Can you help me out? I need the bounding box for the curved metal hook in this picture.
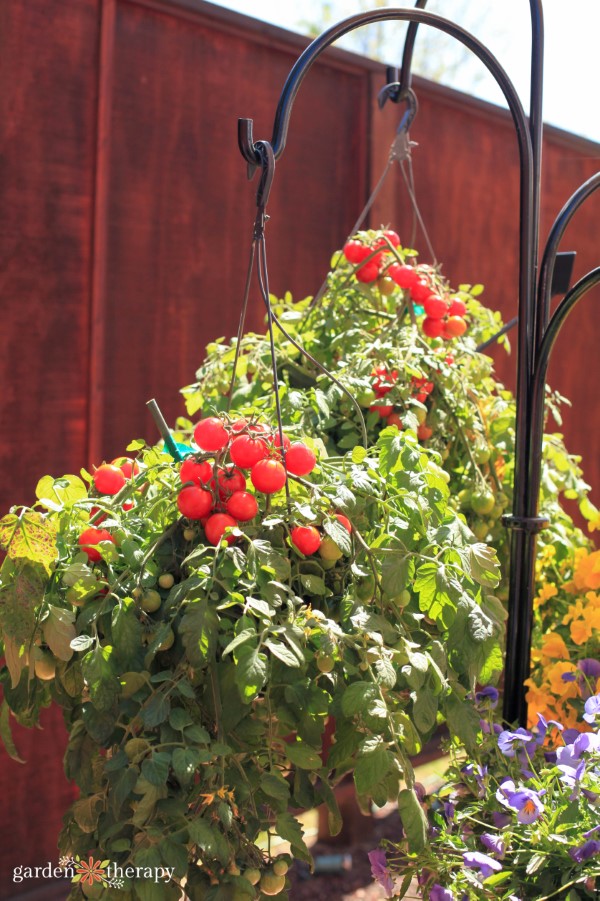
[377,84,419,133]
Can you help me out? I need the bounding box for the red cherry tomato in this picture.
[89,505,107,524]
[383,229,401,247]
[355,261,380,283]
[229,434,268,469]
[213,465,246,498]
[422,317,445,338]
[343,240,370,264]
[417,423,434,441]
[93,464,126,496]
[177,486,213,520]
[285,442,317,476]
[231,418,248,433]
[112,457,140,479]
[335,514,352,533]
[78,527,116,563]
[443,316,468,338]
[448,298,467,317]
[204,513,237,546]
[387,412,403,430]
[373,404,394,417]
[272,432,291,454]
[290,525,322,555]
[179,458,213,486]
[423,295,448,319]
[193,417,230,452]
[251,459,287,494]
[411,278,433,303]
[388,263,419,290]
[226,491,258,522]
[122,500,134,512]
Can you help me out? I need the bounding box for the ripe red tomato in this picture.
[443,316,468,338]
[213,465,246,498]
[285,442,316,476]
[226,491,259,521]
[180,458,213,486]
[231,418,248,433]
[422,316,445,338]
[204,513,237,546]
[229,434,268,469]
[122,500,134,512]
[112,457,140,479]
[335,513,352,533]
[177,486,213,520]
[355,261,380,283]
[373,404,394,417]
[387,412,403,430]
[423,295,448,319]
[193,416,230,452]
[251,459,287,494]
[383,229,401,247]
[93,464,126,495]
[410,278,433,303]
[343,240,370,264]
[417,423,434,441]
[78,527,115,562]
[388,263,419,290]
[290,525,321,555]
[415,391,428,403]
[272,432,291,455]
[89,505,107,524]
[448,298,467,317]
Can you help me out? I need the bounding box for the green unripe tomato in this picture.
[259,872,286,896]
[272,859,289,876]
[357,388,377,408]
[33,648,56,681]
[183,527,195,542]
[243,868,261,886]
[458,488,472,509]
[473,443,491,464]
[471,489,495,515]
[157,627,175,652]
[318,536,343,562]
[316,654,335,674]
[471,518,489,540]
[158,573,175,589]
[356,573,376,602]
[140,589,161,613]
[389,588,411,608]
[415,407,427,425]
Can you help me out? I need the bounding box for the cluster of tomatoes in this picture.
[78,457,141,561]
[342,232,468,341]
[290,513,352,559]
[369,366,435,441]
[176,416,317,545]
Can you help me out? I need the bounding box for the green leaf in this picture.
[299,574,328,596]
[111,597,143,666]
[234,647,268,702]
[317,779,342,836]
[81,645,120,712]
[141,751,171,786]
[72,792,104,833]
[351,445,368,465]
[468,542,501,588]
[188,817,229,864]
[323,518,352,555]
[169,707,193,730]
[0,700,25,763]
[34,474,87,511]
[354,746,392,795]
[275,812,311,863]
[444,693,482,753]
[43,605,76,661]
[249,540,291,581]
[381,553,413,597]
[261,772,291,802]
[285,740,322,770]
[172,747,199,788]
[180,599,218,667]
[341,682,379,716]
[140,693,171,728]
[412,690,438,735]
[222,628,256,657]
[264,638,303,668]
[0,558,46,646]
[397,787,428,852]
[414,562,456,629]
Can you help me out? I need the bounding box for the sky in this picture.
[209,0,600,143]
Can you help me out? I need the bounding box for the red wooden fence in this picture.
[1,0,598,895]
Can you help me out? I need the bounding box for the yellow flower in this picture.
[570,618,592,645]
[534,583,558,611]
[541,631,570,661]
[587,508,600,533]
[574,549,600,591]
[546,661,579,697]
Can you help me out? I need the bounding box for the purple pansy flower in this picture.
[578,659,600,700]
[492,810,512,829]
[429,885,455,901]
[562,671,577,682]
[480,833,506,859]
[497,727,536,757]
[476,686,499,708]
[583,694,600,723]
[569,840,600,863]
[368,849,394,896]
[463,851,502,879]
[462,762,488,798]
[496,779,545,823]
